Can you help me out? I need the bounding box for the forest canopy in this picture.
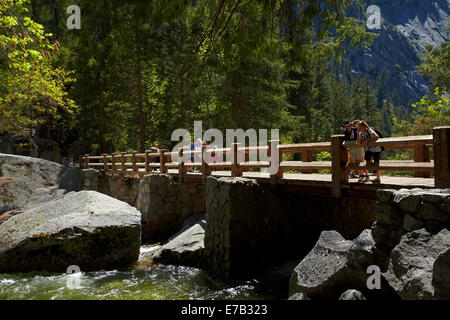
[0,0,448,157]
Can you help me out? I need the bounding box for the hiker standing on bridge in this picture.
[342,120,362,179]
[357,120,382,184]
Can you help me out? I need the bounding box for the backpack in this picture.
[372,128,385,151]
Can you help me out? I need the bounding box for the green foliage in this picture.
[4,0,414,156]
[395,88,450,136]
[0,0,76,136]
[417,40,450,92]
[316,151,331,161]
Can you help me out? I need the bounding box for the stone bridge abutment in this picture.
[81,169,376,278]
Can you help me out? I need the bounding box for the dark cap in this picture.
[343,120,351,127]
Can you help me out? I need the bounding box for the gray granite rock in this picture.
[383,228,450,300]
[419,202,448,223]
[0,153,79,210]
[402,214,424,233]
[288,293,310,300]
[339,289,366,300]
[289,229,375,299]
[376,189,395,203]
[152,214,205,268]
[376,203,402,226]
[0,190,141,273]
[23,187,68,211]
[432,248,450,299]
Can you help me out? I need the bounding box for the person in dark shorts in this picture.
[357,120,382,184]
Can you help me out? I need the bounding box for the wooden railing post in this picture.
[160,149,168,174]
[269,140,282,184]
[433,126,450,188]
[145,150,150,175]
[413,144,430,178]
[121,152,126,176]
[231,143,243,177]
[84,154,90,169]
[79,155,83,169]
[103,154,108,173]
[331,135,348,197]
[132,151,138,178]
[112,153,117,176]
[303,150,313,174]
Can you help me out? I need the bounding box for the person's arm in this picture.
[357,132,362,146]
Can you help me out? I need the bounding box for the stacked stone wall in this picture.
[205,176,377,279]
[80,169,100,191]
[80,169,139,205]
[137,174,206,242]
[372,188,450,268]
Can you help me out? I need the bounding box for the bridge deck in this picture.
[108,168,434,188]
[104,169,435,199]
[136,169,435,188]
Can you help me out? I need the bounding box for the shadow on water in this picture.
[0,263,283,300]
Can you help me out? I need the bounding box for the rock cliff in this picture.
[348,0,448,106]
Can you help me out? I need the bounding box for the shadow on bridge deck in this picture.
[156,169,435,199]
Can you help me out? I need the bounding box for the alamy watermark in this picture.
[366,5,381,30]
[65,4,381,31]
[366,265,381,290]
[66,5,81,30]
[170,121,280,174]
[66,265,82,289]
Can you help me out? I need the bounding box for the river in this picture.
[0,245,282,300]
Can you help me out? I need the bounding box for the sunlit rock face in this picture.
[0,191,141,273]
[0,153,79,222]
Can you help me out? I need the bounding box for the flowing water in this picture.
[0,246,281,300]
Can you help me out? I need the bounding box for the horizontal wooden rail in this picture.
[279,142,331,153]
[344,135,433,151]
[80,127,450,194]
[281,161,332,170]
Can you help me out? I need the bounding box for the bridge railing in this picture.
[80,126,450,196]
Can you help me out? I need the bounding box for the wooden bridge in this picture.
[80,126,450,198]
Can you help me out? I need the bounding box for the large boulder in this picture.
[383,228,450,300]
[0,191,141,273]
[288,229,376,299]
[152,214,205,268]
[0,153,79,210]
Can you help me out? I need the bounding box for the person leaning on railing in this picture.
[342,120,363,179]
[357,120,382,184]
